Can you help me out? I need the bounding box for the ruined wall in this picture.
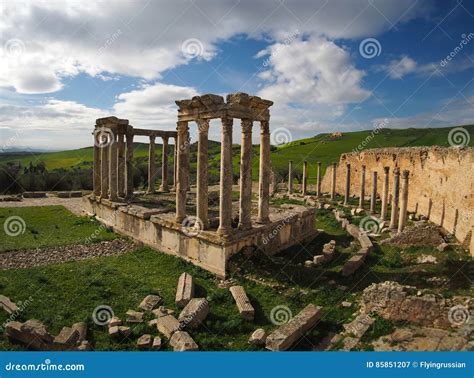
[320,147,474,254]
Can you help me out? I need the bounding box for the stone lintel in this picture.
[96,116,129,126]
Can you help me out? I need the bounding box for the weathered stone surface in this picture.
[170,331,199,351]
[152,336,162,350]
[139,295,162,311]
[54,327,80,346]
[313,255,325,265]
[249,328,267,346]
[416,254,438,264]
[0,295,19,315]
[152,306,175,318]
[22,319,54,343]
[343,314,375,339]
[109,316,122,327]
[175,272,195,308]
[108,326,120,337]
[358,234,373,252]
[381,224,445,248]
[266,304,322,351]
[342,254,365,276]
[137,334,153,349]
[156,315,181,338]
[77,340,91,351]
[341,301,352,308]
[178,298,209,329]
[5,320,53,350]
[118,326,131,337]
[71,322,87,343]
[229,286,255,321]
[126,310,144,323]
[437,242,449,252]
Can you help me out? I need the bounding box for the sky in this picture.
[0,0,473,150]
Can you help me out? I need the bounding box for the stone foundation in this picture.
[83,196,316,277]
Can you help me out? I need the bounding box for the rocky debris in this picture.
[0,194,22,202]
[139,295,162,311]
[118,326,131,337]
[53,327,80,348]
[109,316,122,327]
[437,242,449,252]
[77,340,91,351]
[137,334,153,349]
[217,278,238,289]
[313,240,337,266]
[361,281,472,329]
[0,239,134,270]
[342,254,365,277]
[326,313,375,351]
[170,331,199,351]
[72,322,87,343]
[126,310,144,323]
[152,336,162,350]
[372,326,469,351]
[323,204,332,210]
[380,224,445,248]
[153,306,175,318]
[108,326,120,337]
[416,254,438,264]
[249,328,267,346]
[178,298,209,329]
[341,301,352,308]
[304,260,314,267]
[229,286,255,321]
[175,272,195,308]
[156,315,181,339]
[0,295,19,315]
[266,304,322,351]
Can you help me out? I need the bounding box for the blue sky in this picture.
[0,0,473,149]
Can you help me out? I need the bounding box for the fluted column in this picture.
[302,160,308,195]
[125,132,134,199]
[398,170,410,233]
[196,120,209,229]
[389,168,400,229]
[93,129,101,197]
[176,122,189,222]
[117,133,125,198]
[218,117,234,235]
[159,136,169,192]
[257,120,270,224]
[238,119,253,230]
[359,165,366,209]
[330,163,337,200]
[173,136,178,191]
[147,136,156,194]
[370,171,377,214]
[100,130,109,199]
[108,129,118,201]
[381,167,390,220]
[316,161,321,197]
[344,163,351,205]
[288,160,293,194]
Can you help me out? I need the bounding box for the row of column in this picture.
[147,135,174,194]
[287,160,322,197]
[175,117,271,236]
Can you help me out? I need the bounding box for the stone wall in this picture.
[320,147,473,254]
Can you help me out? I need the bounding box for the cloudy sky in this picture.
[0,0,473,150]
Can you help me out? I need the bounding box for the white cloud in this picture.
[386,55,418,79]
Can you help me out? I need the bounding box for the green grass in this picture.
[0,206,117,252]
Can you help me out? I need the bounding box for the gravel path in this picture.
[0,197,86,216]
[0,239,136,270]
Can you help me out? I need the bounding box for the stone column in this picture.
[238,119,253,230]
[159,136,169,192]
[108,129,118,201]
[147,136,156,194]
[257,120,270,224]
[344,163,351,205]
[359,165,366,209]
[125,132,134,199]
[117,133,126,198]
[93,130,101,197]
[302,160,308,195]
[398,170,410,233]
[381,167,390,220]
[196,120,209,229]
[100,130,109,199]
[389,168,400,229]
[370,171,377,214]
[176,122,189,222]
[218,117,234,235]
[330,163,337,200]
[316,161,321,197]
[173,136,178,191]
[288,160,293,194]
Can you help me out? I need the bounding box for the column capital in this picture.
[241,119,253,134]
[383,166,390,174]
[196,119,210,134]
[402,169,409,178]
[260,120,270,134]
[162,136,169,144]
[393,167,400,175]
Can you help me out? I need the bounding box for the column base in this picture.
[256,217,270,224]
[159,186,169,192]
[217,226,232,237]
[237,223,252,231]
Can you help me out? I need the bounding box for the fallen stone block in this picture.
[178,298,209,329]
[156,314,181,338]
[5,320,53,350]
[0,295,19,315]
[152,306,175,318]
[118,326,131,337]
[175,272,195,308]
[152,336,162,350]
[358,234,373,252]
[313,255,326,265]
[170,331,199,351]
[342,254,366,277]
[266,304,323,351]
[139,295,162,311]
[108,326,120,337]
[21,319,54,343]
[346,224,361,239]
[229,286,255,321]
[77,340,91,351]
[22,191,46,198]
[249,328,267,346]
[137,334,152,349]
[304,260,314,267]
[53,327,80,347]
[126,310,144,323]
[72,322,87,343]
[109,316,122,327]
